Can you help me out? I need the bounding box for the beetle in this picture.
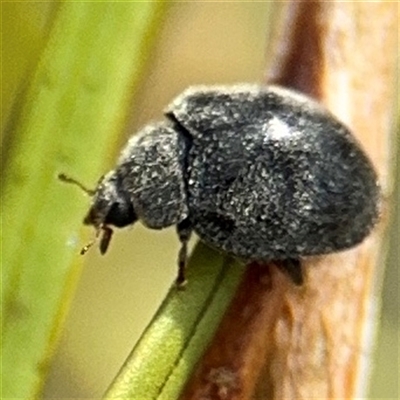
[60,84,380,285]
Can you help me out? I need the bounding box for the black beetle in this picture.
[60,85,380,285]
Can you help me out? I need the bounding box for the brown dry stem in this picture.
[179,1,397,399]
[179,263,289,400]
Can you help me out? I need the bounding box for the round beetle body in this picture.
[80,85,380,284]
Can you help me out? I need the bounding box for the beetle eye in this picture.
[83,207,97,226]
[105,201,137,228]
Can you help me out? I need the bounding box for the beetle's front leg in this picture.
[176,218,193,287]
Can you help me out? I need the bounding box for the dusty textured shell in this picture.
[167,85,380,260]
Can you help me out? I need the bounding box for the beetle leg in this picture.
[176,218,193,287]
[275,258,304,285]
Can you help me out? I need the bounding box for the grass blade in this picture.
[1,3,167,398]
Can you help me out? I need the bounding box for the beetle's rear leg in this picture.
[176,218,193,287]
[275,258,304,285]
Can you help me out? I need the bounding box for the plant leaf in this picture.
[1,2,167,398]
[105,243,245,399]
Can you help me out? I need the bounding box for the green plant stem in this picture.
[105,244,245,399]
[1,3,166,398]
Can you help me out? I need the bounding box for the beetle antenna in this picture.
[80,227,101,255]
[58,173,95,196]
[80,239,96,255]
[80,226,113,255]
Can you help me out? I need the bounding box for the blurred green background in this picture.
[2,2,398,398]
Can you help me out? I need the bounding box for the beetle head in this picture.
[59,172,137,254]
